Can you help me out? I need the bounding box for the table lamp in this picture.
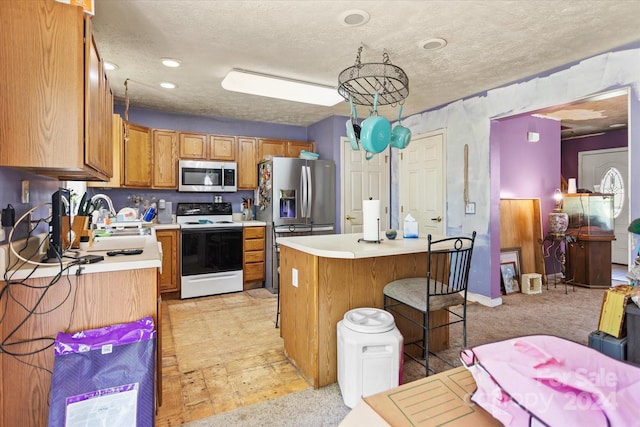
[548,188,568,238]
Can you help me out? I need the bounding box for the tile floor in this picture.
[156,289,310,426]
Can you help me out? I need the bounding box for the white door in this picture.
[340,137,390,233]
[399,131,446,236]
[579,147,628,264]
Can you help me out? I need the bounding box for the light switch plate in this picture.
[292,268,298,287]
[465,202,476,214]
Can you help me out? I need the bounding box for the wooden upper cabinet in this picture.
[258,139,287,161]
[87,113,123,188]
[0,1,113,181]
[209,135,236,161]
[286,140,315,158]
[179,132,207,159]
[258,138,315,161]
[238,137,258,189]
[124,123,152,187]
[153,130,178,188]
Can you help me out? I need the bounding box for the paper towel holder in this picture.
[358,218,382,244]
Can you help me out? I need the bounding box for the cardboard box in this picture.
[340,366,501,427]
[598,285,640,338]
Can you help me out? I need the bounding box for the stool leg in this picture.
[275,281,280,328]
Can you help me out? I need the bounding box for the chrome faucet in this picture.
[90,194,117,217]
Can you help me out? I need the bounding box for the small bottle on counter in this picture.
[79,235,90,251]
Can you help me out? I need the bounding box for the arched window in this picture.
[600,167,624,218]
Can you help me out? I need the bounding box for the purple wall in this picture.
[308,115,349,232]
[561,128,628,181]
[493,114,562,286]
[0,168,61,241]
[116,106,308,140]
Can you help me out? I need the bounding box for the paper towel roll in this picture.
[362,199,380,241]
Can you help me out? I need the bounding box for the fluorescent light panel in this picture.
[221,70,343,106]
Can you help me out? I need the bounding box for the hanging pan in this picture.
[360,92,391,155]
[390,105,412,149]
[346,96,360,151]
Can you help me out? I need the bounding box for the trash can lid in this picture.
[343,308,396,333]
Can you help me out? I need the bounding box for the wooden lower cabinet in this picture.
[566,236,614,287]
[0,268,158,427]
[157,229,180,294]
[243,226,265,289]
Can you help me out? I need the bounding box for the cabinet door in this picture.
[123,123,152,187]
[179,132,207,159]
[286,140,315,158]
[88,113,122,188]
[157,230,179,293]
[258,138,286,161]
[238,137,258,189]
[209,135,236,160]
[153,130,178,188]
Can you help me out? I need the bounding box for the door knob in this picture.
[346,215,356,220]
[431,216,442,222]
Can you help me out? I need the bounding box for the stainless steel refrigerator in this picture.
[256,157,336,291]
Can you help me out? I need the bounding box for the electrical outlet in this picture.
[292,268,298,287]
[21,180,29,204]
[465,202,476,215]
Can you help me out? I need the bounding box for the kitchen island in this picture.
[0,233,162,427]
[277,233,448,387]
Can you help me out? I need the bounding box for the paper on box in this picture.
[403,214,418,238]
[340,366,501,427]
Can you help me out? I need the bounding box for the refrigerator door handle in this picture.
[305,166,312,219]
[301,165,308,217]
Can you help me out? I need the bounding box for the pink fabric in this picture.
[461,335,640,426]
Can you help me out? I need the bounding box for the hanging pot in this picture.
[390,105,412,149]
[346,96,360,151]
[360,92,391,155]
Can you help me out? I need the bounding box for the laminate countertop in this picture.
[1,232,162,281]
[277,233,447,259]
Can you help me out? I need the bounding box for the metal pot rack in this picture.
[338,46,409,106]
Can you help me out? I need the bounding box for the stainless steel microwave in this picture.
[178,160,237,192]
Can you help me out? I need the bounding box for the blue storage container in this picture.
[588,330,627,361]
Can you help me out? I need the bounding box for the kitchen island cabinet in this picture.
[0,237,162,427]
[278,233,449,387]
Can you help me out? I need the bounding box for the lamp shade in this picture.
[629,218,640,234]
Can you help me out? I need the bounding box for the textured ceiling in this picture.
[92,0,640,129]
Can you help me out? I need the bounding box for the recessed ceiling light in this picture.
[339,9,370,27]
[419,38,447,51]
[104,61,118,71]
[161,58,182,68]
[160,82,176,89]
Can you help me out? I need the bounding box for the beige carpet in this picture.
[183,284,609,426]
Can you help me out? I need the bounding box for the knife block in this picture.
[69,215,90,248]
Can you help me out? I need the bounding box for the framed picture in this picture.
[500,247,522,283]
[501,262,520,294]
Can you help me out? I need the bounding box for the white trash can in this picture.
[337,307,403,408]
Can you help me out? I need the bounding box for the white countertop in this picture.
[277,233,447,259]
[1,232,162,281]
